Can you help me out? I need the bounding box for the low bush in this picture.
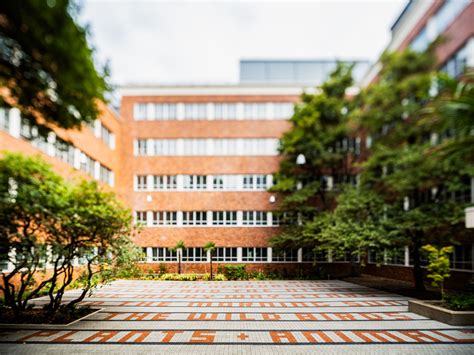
[223,264,248,280]
[159,273,198,281]
[443,292,474,311]
[213,273,226,281]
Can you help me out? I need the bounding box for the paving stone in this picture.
[1,280,473,354]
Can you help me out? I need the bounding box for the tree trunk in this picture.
[412,234,425,291]
[178,255,181,274]
[349,253,359,277]
[210,259,213,280]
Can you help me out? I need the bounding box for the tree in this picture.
[270,63,359,253]
[0,153,134,318]
[358,47,471,290]
[305,186,392,274]
[169,240,185,274]
[0,0,109,134]
[203,241,216,280]
[427,74,474,164]
[0,153,65,316]
[45,179,135,313]
[422,244,453,299]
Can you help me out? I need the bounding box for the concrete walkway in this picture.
[1,280,473,354]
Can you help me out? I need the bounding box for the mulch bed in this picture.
[0,306,95,325]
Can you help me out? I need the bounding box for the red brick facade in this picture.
[1,1,472,281]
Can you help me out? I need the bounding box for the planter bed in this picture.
[0,307,101,327]
[409,300,474,326]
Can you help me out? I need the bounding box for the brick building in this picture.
[119,84,302,271]
[1,0,473,279]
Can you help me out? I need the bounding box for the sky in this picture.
[79,0,408,85]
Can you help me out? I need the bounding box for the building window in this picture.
[385,248,406,266]
[182,247,206,262]
[182,211,207,226]
[243,103,266,119]
[19,118,33,140]
[242,211,267,226]
[79,152,95,176]
[213,176,224,189]
[134,103,147,120]
[302,248,328,262]
[183,175,207,190]
[136,140,148,155]
[0,108,9,132]
[184,103,207,120]
[272,249,298,262]
[273,102,294,119]
[214,247,238,262]
[99,123,114,149]
[183,139,207,155]
[451,244,473,271]
[212,211,237,226]
[434,0,470,36]
[136,211,147,225]
[54,138,75,166]
[242,247,268,262]
[151,211,178,226]
[333,251,358,262]
[136,139,279,156]
[272,213,281,226]
[151,247,178,262]
[154,139,177,155]
[99,164,112,185]
[136,175,148,191]
[214,103,237,120]
[368,250,381,264]
[243,175,254,189]
[441,37,474,78]
[152,175,177,190]
[154,103,177,120]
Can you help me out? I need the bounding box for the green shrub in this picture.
[253,271,267,280]
[443,292,474,311]
[422,245,453,298]
[223,264,248,280]
[159,263,167,275]
[213,274,226,281]
[159,273,198,281]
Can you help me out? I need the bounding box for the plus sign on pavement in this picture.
[237,333,249,341]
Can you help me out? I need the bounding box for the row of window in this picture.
[135,174,272,191]
[135,138,279,156]
[134,102,294,121]
[139,245,474,270]
[2,245,470,270]
[0,108,114,186]
[411,0,470,52]
[440,37,474,78]
[89,120,115,149]
[135,211,282,227]
[368,244,473,271]
[143,247,293,262]
[142,247,358,263]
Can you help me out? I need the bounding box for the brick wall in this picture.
[120,92,300,249]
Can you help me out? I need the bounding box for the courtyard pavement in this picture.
[0,279,473,354]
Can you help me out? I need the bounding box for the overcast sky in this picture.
[80,0,408,85]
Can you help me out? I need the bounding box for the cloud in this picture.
[80,0,407,85]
